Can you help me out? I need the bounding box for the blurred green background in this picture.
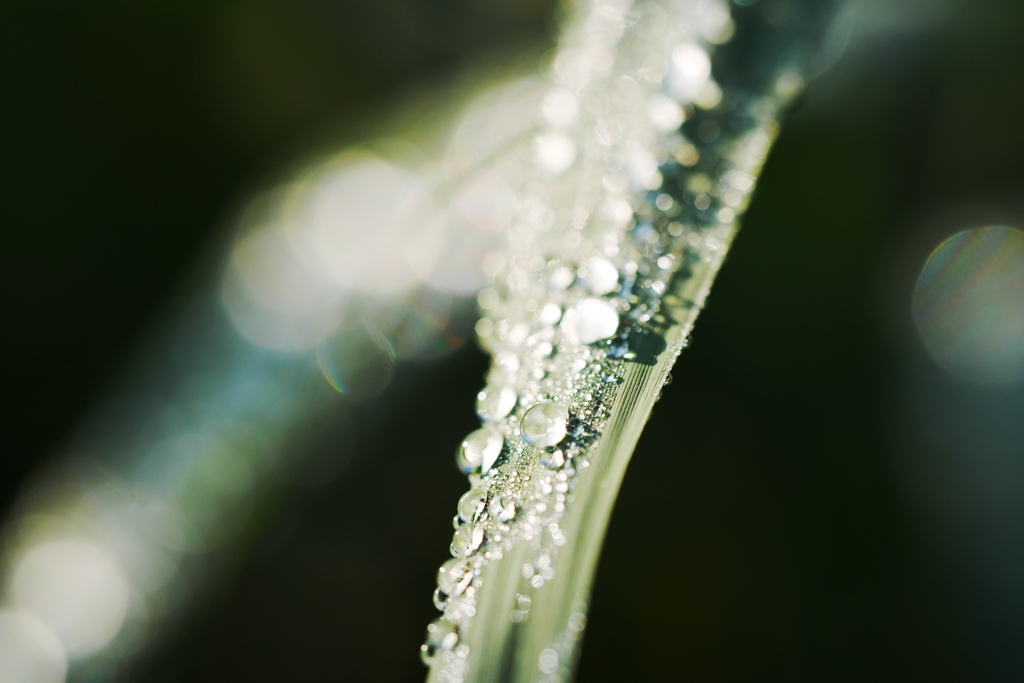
[3,1,1024,681]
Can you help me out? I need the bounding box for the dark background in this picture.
[3,1,1024,681]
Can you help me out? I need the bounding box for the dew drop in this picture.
[451,522,485,557]
[476,385,517,422]
[437,557,474,597]
[548,264,575,290]
[457,426,504,474]
[520,403,569,447]
[494,349,520,374]
[421,618,459,664]
[562,298,620,345]
[432,588,448,611]
[536,302,563,326]
[540,448,566,469]
[648,93,684,131]
[488,495,517,522]
[582,258,620,295]
[458,489,488,523]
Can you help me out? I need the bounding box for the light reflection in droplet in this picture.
[913,226,1024,385]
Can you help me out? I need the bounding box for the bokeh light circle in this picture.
[913,226,1024,384]
[9,539,130,657]
[0,611,67,683]
[316,318,396,400]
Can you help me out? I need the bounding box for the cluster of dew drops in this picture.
[418,187,704,667]
[416,0,796,671]
[419,255,646,668]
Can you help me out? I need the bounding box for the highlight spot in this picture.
[913,226,1024,384]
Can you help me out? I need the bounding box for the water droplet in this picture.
[568,415,589,438]
[432,588,448,611]
[476,385,517,422]
[488,496,517,522]
[421,618,459,664]
[581,258,620,295]
[540,448,566,469]
[548,264,575,290]
[494,349,520,374]
[437,557,474,597]
[533,341,554,358]
[536,302,563,326]
[648,93,684,131]
[458,489,488,523]
[457,427,504,474]
[670,43,712,101]
[521,403,568,447]
[562,298,619,345]
[451,522,484,557]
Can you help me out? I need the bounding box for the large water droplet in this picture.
[476,385,517,422]
[458,489,488,523]
[437,557,474,597]
[421,618,459,664]
[457,427,504,474]
[520,403,568,447]
[581,258,620,295]
[451,522,484,557]
[562,298,619,345]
